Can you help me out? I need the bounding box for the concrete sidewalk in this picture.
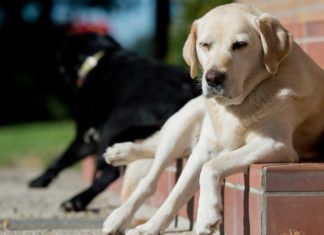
[0,168,194,235]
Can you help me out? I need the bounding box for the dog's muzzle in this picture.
[204,70,227,97]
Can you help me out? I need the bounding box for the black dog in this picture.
[29,33,199,212]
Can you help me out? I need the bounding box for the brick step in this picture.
[224,163,324,235]
[82,157,324,234]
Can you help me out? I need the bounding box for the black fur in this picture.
[28,33,199,211]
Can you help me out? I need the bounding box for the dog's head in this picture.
[183,3,293,105]
[58,32,120,89]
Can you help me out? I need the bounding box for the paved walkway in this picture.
[0,168,194,235]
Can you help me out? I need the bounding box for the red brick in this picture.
[81,155,96,183]
[224,183,262,235]
[235,188,245,235]
[264,164,324,192]
[227,164,273,190]
[237,0,324,24]
[226,173,245,186]
[284,23,305,39]
[224,186,245,235]
[266,195,324,235]
[224,163,324,234]
[306,21,324,37]
[307,42,324,68]
[153,170,173,207]
[109,176,123,193]
[224,186,236,235]
[249,164,264,190]
[298,43,308,53]
[249,192,261,235]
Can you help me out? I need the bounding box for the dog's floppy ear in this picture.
[183,21,199,79]
[256,14,293,74]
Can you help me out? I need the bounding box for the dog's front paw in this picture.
[104,142,136,166]
[102,207,132,234]
[29,172,55,188]
[196,208,222,235]
[61,197,87,212]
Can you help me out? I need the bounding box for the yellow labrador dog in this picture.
[102,3,324,235]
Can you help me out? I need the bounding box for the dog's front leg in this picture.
[29,138,95,188]
[126,114,215,235]
[104,131,160,166]
[196,138,298,235]
[102,96,206,234]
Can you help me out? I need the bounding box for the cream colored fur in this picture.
[102,3,324,235]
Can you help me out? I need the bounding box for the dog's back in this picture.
[59,33,199,135]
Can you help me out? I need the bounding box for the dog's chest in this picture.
[207,100,247,150]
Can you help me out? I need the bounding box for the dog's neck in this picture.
[213,66,270,107]
[208,67,289,128]
[77,50,105,88]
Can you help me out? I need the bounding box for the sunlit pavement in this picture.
[0,168,194,235]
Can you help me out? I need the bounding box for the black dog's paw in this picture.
[28,173,54,188]
[61,198,87,212]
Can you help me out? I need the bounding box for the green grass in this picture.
[0,120,75,168]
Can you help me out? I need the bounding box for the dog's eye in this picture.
[199,42,211,50]
[232,41,248,50]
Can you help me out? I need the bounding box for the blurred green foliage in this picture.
[0,121,74,167]
[167,0,232,68]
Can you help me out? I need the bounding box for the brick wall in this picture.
[237,0,324,68]
[225,164,324,235]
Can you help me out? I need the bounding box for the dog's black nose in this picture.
[205,70,226,87]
